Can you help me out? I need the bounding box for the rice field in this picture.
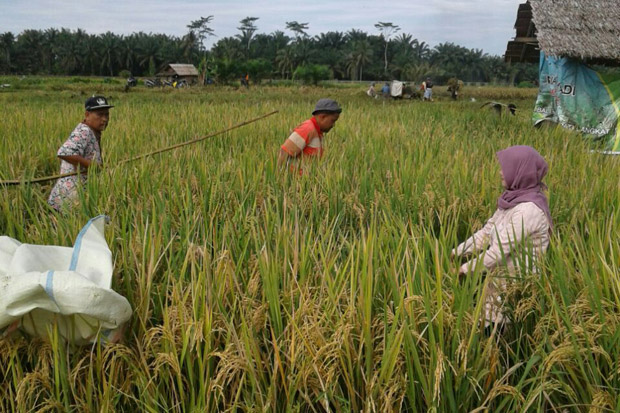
[1,81,619,412]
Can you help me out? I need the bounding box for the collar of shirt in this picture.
[310,117,323,138]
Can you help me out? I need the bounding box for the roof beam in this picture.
[513,37,538,43]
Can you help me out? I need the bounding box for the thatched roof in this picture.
[157,63,199,77]
[530,0,620,63]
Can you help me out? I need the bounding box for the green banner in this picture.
[533,52,620,152]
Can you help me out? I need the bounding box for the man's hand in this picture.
[58,155,99,171]
[277,148,290,167]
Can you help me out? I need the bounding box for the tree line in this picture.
[0,17,537,85]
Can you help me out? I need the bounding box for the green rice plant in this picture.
[0,80,618,412]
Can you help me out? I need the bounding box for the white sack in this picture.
[391,81,403,97]
[0,215,132,344]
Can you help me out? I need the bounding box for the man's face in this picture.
[84,108,110,133]
[315,112,340,133]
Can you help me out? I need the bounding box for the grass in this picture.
[0,81,618,412]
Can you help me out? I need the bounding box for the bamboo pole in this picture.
[0,110,278,186]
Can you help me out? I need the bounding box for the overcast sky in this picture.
[0,0,523,56]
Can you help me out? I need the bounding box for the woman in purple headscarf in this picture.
[452,145,552,327]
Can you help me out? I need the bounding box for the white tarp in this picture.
[391,81,403,97]
[0,215,132,344]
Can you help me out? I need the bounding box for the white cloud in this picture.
[0,0,523,55]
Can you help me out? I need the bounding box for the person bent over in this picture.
[422,77,433,101]
[452,145,552,329]
[278,98,342,174]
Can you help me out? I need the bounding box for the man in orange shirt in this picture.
[278,98,342,172]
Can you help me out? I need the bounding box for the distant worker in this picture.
[124,74,137,92]
[381,82,390,98]
[452,145,552,329]
[422,77,434,101]
[447,78,461,101]
[48,96,113,211]
[278,98,342,174]
[481,101,517,117]
[367,82,377,98]
[240,74,249,88]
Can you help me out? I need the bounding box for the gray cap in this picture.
[312,98,342,115]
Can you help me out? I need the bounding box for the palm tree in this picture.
[402,62,439,82]
[0,32,15,73]
[212,37,243,61]
[157,34,183,65]
[315,31,345,49]
[82,34,100,75]
[391,33,416,76]
[180,31,199,62]
[270,30,290,51]
[56,29,83,74]
[394,33,415,52]
[41,28,59,73]
[267,31,290,70]
[236,17,259,58]
[99,32,122,76]
[431,42,466,78]
[374,22,400,75]
[467,48,488,81]
[292,37,315,67]
[346,39,372,80]
[135,33,162,76]
[345,29,368,44]
[276,47,295,78]
[313,31,346,79]
[187,16,215,55]
[17,30,45,74]
[481,56,508,83]
[285,21,309,39]
[119,34,139,75]
[413,40,431,62]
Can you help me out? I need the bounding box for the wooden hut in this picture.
[156,64,199,84]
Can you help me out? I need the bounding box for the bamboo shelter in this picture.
[530,0,620,65]
[156,63,200,84]
[504,0,620,65]
[504,1,538,64]
[505,1,620,152]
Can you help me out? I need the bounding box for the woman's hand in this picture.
[456,265,468,283]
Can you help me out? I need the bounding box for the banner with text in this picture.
[533,52,620,152]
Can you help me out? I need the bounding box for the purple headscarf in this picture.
[496,145,552,228]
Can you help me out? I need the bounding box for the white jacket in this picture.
[453,202,550,274]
